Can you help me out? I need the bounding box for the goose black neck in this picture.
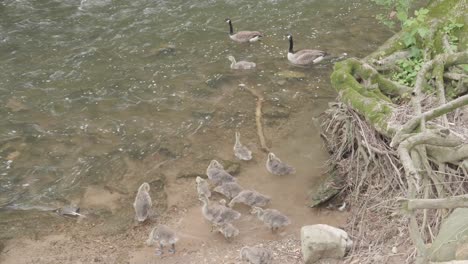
[288,37,294,53]
[228,20,234,35]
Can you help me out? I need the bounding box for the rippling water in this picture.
[0,0,390,216]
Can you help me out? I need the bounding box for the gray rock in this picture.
[301,224,352,264]
[429,208,468,261]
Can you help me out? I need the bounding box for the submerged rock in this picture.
[275,70,306,80]
[308,169,345,208]
[301,224,352,264]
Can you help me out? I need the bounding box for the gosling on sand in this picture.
[206,160,236,186]
[229,190,271,208]
[133,182,152,222]
[240,245,273,264]
[266,152,295,176]
[196,176,211,198]
[251,206,291,233]
[146,224,179,255]
[233,131,253,160]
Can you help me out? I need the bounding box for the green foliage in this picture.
[392,57,423,86]
[372,0,411,28]
[442,20,464,52]
[400,8,430,57]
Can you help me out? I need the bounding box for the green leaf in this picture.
[397,11,408,22]
[417,27,429,38]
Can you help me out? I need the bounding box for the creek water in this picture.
[0,0,392,260]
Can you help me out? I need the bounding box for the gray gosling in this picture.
[228,56,256,70]
[206,160,236,186]
[266,152,295,176]
[233,131,253,160]
[133,182,152,222]
[229,190,271,208]
[240,246,274,264]
[217,223,240,242]
[199,194,241,229]
[196,176,211,198]
[214,181,243,199]
[286,33,327,66]
[225,18,263,43]
[146,224,179,255]
[251,206,291,233]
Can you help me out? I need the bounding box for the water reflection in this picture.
[0,0,390,218]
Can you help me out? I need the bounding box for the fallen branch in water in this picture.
[242,84,270,153]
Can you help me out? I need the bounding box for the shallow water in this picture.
[0,0,391,244]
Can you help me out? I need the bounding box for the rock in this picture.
[308,169,345,207]
[275,70,306,80]
[429,208,468,261]
[301,224,352,264]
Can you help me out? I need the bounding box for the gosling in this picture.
[266,152,295,176]
[227,56,256,70]
[217,223,239,242]
[196,176,211,198]
[251,206,290,232]
[206,160,236,186]
[240,246,273,264]
[229,190,271,208]
[146,224,179,255]
[233,131,253,160]
[199,194,241,228]
[214,181,243,199]
[133,182,152,222]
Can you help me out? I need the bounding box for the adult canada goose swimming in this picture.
[227,56,256,70]
[225,18,263,43]
[286,33,327,66]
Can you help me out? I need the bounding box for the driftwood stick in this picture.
[399,194,468,210]
[242,85,270,153]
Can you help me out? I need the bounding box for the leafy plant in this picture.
[400,8,430,57]
[372,0,412,28]
[392,57,423,86]
[442,20,464,51]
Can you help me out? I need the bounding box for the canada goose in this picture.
[146,224,179,255]
[286,34,326,66]
[196,176,211,198]
[214,181,243,199]
[133,182,152,222]
[217,223,240,241]
[206,160,236,185]
[266,152,295,176]
[228,190,271,208]
[251,206,290,232]
[225,18,263,43]
[199,194,241,227]
[233,131,253,160]
[240,246,273,264]
[227,56,256,70]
